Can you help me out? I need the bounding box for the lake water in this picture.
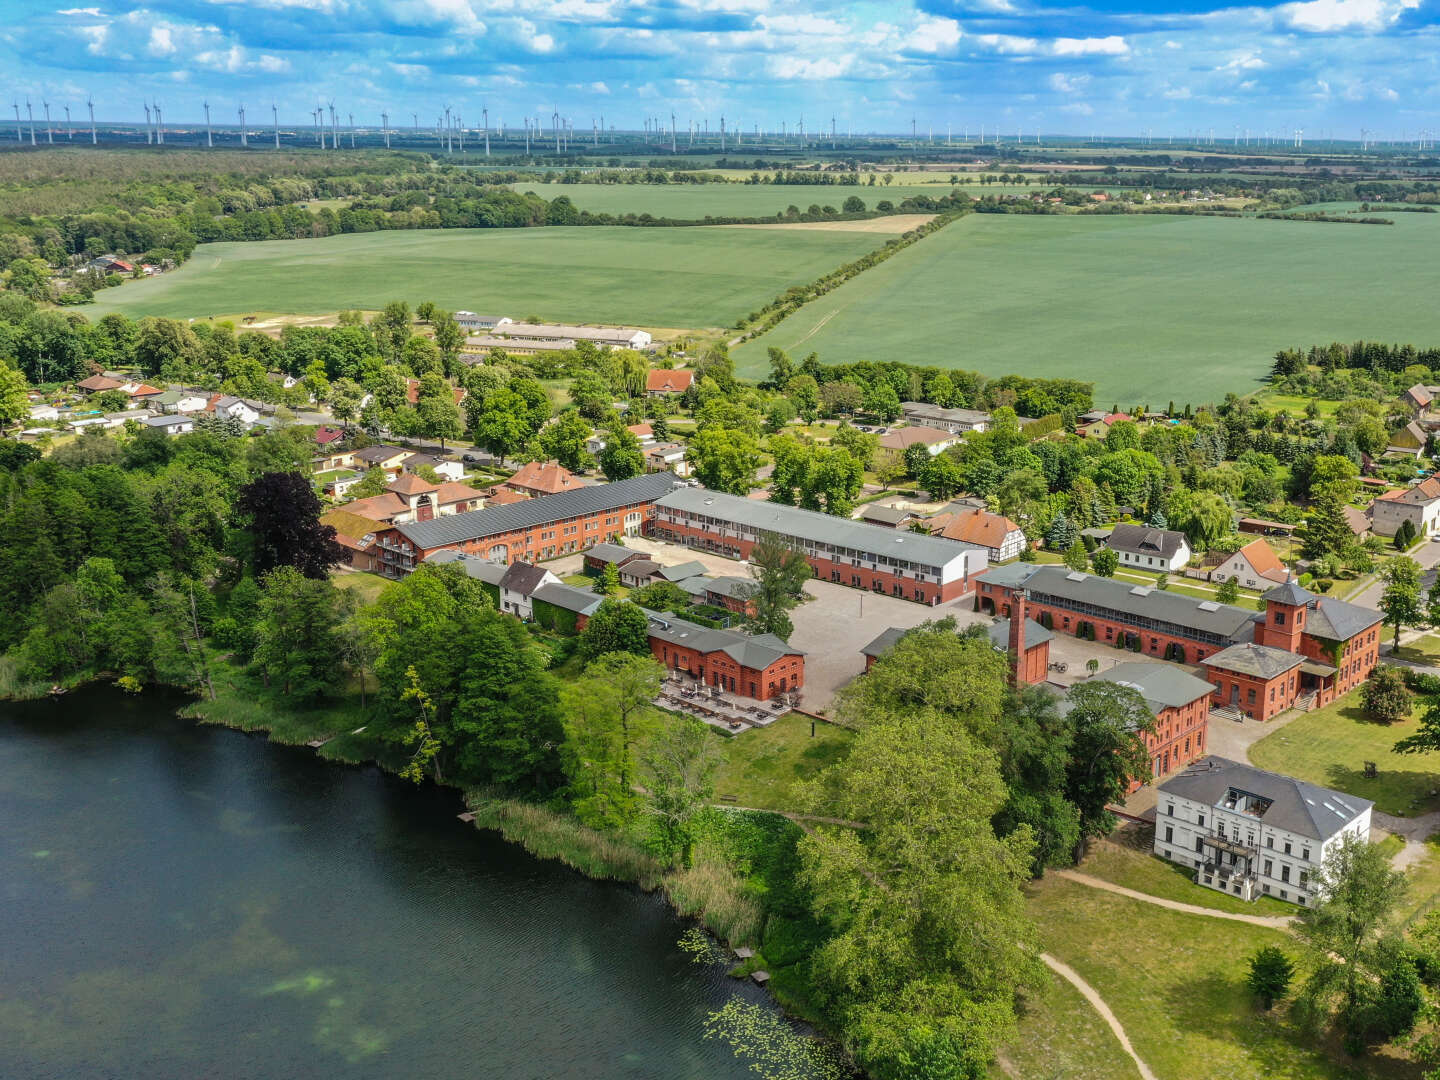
[0,688,791,1079]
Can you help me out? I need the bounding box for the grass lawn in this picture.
[1394,634,1440,666]
[710,713,853,812]
[1078,835,1294,916]
[85,226,888,329]
[1110,568,1265,610]
[995,970,1141,1080]
[1249,693,1440,817]
[1397,833,1440,927]
[1028,877,1415,1080]
[332,571,392,606]
[733,210,1440,408]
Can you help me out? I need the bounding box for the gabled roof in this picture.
[425,549,508,585]
[1378,475,1440,505]
[646,369,693,393]
[1202,642,1305,679]
[621,559,662,580]
[936,506,1021,550]
[388,473,439,496]
[354,444,410,465]
[987,617,1053,651]
[860,626,911,659]
[1106,523,1188,560]
[585,542,643,566]
[1231,539,1287,582]
[531,581,604,617]
[507,459,577,495]
[1092,661,1216,711]
[499,561,553,597]
[1157,755,1372,841]
[314,425,346,445]
[1405,383,1433,408]
[397,472,683,550]
[321,509,382,549]
[703,576,755,600]
[656,560,708,582]
[859,504,915,526]
[878,426,954,449]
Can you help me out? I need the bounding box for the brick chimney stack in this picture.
[1008,589,1027,686]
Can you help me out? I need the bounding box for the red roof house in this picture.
[646,369,694,396]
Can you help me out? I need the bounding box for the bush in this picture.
[1362,666,1412,724]
[1247,945,1294,1009]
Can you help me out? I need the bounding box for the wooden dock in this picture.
[457,812,476,823]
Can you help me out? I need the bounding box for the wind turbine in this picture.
[64,104,71,140]
[272,103,279,149]
[382,110,390,149]
[349,112,355,149]
[720,114,725,152]
[143,101,152,144]
[154,100,163,144]
[483,107,489,156]
[24,99,35,145]
[444,105,452,152]
[329,101,337,149]
[553,109,560,153]
[671,111,676,154]
[11,102,20,144]
[204,101,212,147]
[42,100,52,144]
[238,103,247,147]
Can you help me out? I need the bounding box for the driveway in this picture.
[1347,538,1440,611]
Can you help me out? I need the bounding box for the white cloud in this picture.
[147,26,175,56]
[1164,40,1182,49]
[589,80,609,94]
[1219,51,1266,72]
[972,32,1038,54]
[907,15,962,54]
[1162,85,1192,99]
[754,13,848,36]
[531,31,554,50]
[1052,36,1128,56]
[1049,72,1090,93]
[1061,102,1093,114]
[1277,0,1420,33]
[56,6,103,14]
[768,55,853,80]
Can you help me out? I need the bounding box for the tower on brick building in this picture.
[1254,574,1311,653]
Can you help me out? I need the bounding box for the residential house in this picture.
[1403,384,1437,417]
[1105,524,1192,573]
[874,426,959,469]
[266,372,299,390]
[1077,412,1136,439]
[148,390,210,415]
[213,396,261,425]
[928,506,1027,563]
[141,414,197,437]
[1207,539,1288,590]
[76,375,124,394]
[857,504,917,529]
[900,401,991,434]
[314,447,359,472]
[314,426,346,448]
[322,510,384,572]
[499,561,561,620]
[85,254,133,274]
[618,559,663,588]
[582,542,647,575]
[1371,475,1440,538]
[370,472,683,575]
[977,566,1381,720]
[652,486,988,605]
[645,443,690,477]
[401,453,466,482]
[339,474,487,527]
[627,423,656,444]
[646,369,694,396]
[321,472,366,499]
[352,445,412,479]
[1153,756,1372,905]
[506,460,579,498]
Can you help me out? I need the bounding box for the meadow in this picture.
[84,225,888,329]
[504,181,1058,218]
[732,208,1440,408]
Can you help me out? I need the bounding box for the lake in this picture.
[0,688,796,1079]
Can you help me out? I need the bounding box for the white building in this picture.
[900,401,991,434]
[454,312,513,332]
[1105,523,1191,573]
[1371,476,1440,538]
[213,396,262,425]
[1154,756,1372,906]
[142,414,197,437]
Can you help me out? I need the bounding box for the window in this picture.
[1197,814,1205,827]
[1247,688,1256,704]
[1281,865,1291,883]
[1302,847,1310,861]
[1284,841,1291,855]
[1166,804,1174,817]
[1264,859,1273,876]
[1195,837,1204,853]
[1164,826,1173,843]
[1299,870,1308,889]
[1275,611,1286,625]
[1266,836,1273,849]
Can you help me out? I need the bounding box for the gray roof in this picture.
[1202,642,1305,679]
[1307,596,1382,641]
[987,617,1054,651]
[355,444,408,464]
[142,414,193,428]
[423,549,507,585]
[656,487,976,571]
[1091,661,1216,711]
[500,561,552,597]
[858,504,915,525]
[657,560,709,582]
[1106,523,1188,560]
[860,626,911,659]
[702,576,755,600]
[584,542,642,566]
[1157,755,1372,841]
[1261,578,1314,606]
[979,564,1256,645]
[643,610,802,670]
[531,581,604,617]
[621,559,663,580]
[678,576,713,598]
[396,472,683,550]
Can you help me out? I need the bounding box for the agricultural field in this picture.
[505,181,1063,218]
[84,225,888,328]
[733,208,1440,408]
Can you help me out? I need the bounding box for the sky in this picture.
[2,0,1437,138]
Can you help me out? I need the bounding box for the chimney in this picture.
[1008,589,1027,686]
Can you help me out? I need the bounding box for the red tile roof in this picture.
[405,378,467,406]
[77,375,123,392]
[314,425,345,446]
[1233,539,1287,581]
[506,460,578,495]
[646,369,693,394]
[936,507,1020,550]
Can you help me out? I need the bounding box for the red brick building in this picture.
[371,472,681,576]
[1086,661,1215,785]
[978,564,1382,722]
[652,487,987,605]
[858,608,1052,685]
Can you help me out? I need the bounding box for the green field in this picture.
[733,209,1440,407]
[85,226,887,328]
[505,182,1056,218]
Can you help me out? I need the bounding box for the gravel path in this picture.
[1053,869,1295,929]
[1040,952,1157,1080]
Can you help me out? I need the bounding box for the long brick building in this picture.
[370,472,683,575]
[978,564,1381,721]
[651,487,988,605]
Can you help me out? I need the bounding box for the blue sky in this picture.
[2,0,1436,136]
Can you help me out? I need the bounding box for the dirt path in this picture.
[1054,869,1295,929]
[1040,953,1157,1080]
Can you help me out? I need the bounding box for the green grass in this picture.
[1393,634,1440,666]
[733,210,1440,408]
[996,971,1142,1080]
[332,571,392,606]
[1110,568,1266,610]
[84,226,888,329]
[711,713,854,812]
[1396,833,1440,927]
[1249,693,1440,817]
[1078,836,1294,916]
[1029,877,1413,1080]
